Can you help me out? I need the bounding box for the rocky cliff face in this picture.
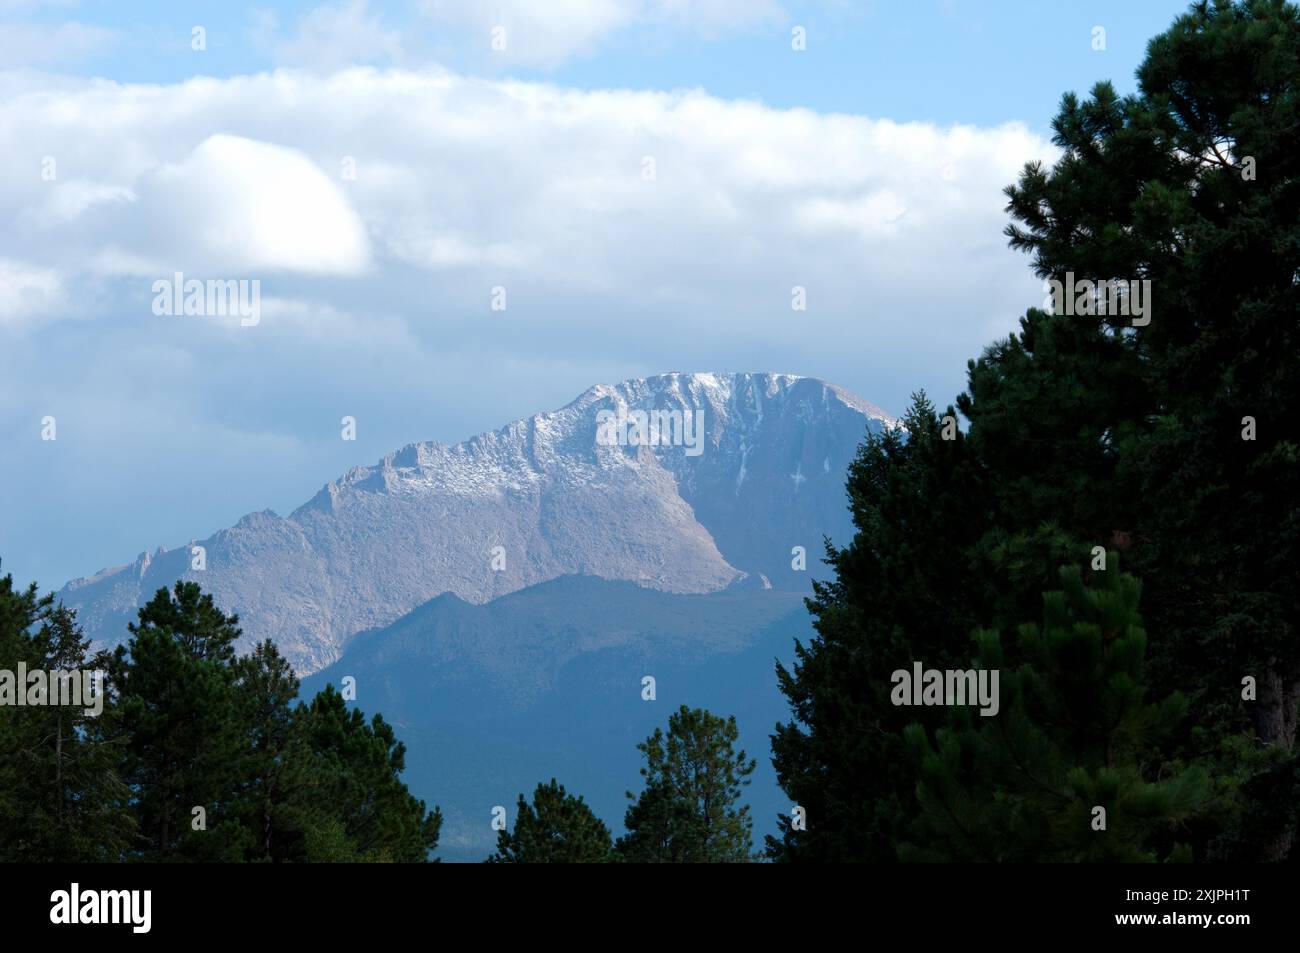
[56,372,894,674]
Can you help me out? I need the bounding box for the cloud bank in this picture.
[0,65,1055,587]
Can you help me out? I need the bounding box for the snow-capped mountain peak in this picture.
[57,372,893,674]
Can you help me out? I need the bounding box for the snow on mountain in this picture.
[56,372,895,675]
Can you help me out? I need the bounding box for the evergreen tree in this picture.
[770,0,1300,862]
[1,569,443,862]
[487,778,614,863]
[296,684,442,862]
[999,0,1300,856]
[0,572,53,858]
[903,558,1208,861]
[229,639,309,861]
[108,582,251,861]
[769,393,996,861]
[0,575,133,861]
[618,705,756,862]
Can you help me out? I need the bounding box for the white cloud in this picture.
[0,20,115,67]
[795,190,910,238]
[0,65,1056,590]
[0,66,1051,334]
[90,133,371,277]
[254,0,405,71]
[0,258,61,322]
[33,179,134,224]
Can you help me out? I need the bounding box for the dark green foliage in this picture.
[1001,0,1300,857]
[293,684,442,862]
[0,574,134,861]
[0,573,440,862]
[109,583,251,860]
[769,393,994,862]
[771,0,1300,862]
[229,639,314,862]
[618,705,756,863]
[904,559,1208,862]
[487,778,614,863]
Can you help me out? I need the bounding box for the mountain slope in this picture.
[57,372,893,674]
[300,574,814,861]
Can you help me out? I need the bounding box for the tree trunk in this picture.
[55,711,64,820]
[1255,662,1297,861]
[1256,663,1297,750]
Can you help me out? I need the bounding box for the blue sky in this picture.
[1,0,1194,589]
[12,1,1185,126]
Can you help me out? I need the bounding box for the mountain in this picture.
[56,372,894,675]
[300,574,814,861]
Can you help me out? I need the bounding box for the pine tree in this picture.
[769,393,996,861]
[296,684,442,862]
[0,575,133,861]
[108,582,251,860]
[618,705,756,862]
[110,584,442,862]
[0,572,54,858]
[999,0,1300,857]
[487,779,614,863]
[771,0,1300,862]
[230,639,306,861]
[903,557,1208,861]
[1,569,444,862]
